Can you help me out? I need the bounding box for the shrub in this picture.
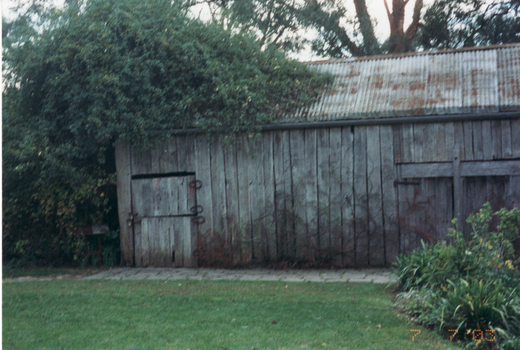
[394,203,520,349]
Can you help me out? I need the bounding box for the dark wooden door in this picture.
[396,177,454,255]
[131,175,196,267]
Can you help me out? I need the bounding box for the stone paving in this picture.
[4,267,398,283]
[80,267,397,284]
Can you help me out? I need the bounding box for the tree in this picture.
[2,0,331,264]
[185,0,423,57]
[186,0,520,58]
[418,0,520,50]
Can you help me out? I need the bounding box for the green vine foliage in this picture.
[2,0,332,265]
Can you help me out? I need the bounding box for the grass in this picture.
[3,279,460,350]
[2,267,103,279]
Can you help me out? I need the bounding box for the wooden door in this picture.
[397,170,518,255]
[396,177,454,255]
[131,175,196,267]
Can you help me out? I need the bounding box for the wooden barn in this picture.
[116,44,520,268]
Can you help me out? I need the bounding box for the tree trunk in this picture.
[384,0,423,53]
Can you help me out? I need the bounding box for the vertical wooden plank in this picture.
[150,142,162,174]
[187,174,197,267]
[492,120,502,159]
[263,132,277,262]
[223,138,240,263]
[283,131,296,260]
[453,123,464,232]
[150,178,162,216]
[161,218,173,267]
[354,126,369,266]
[329,128,343,266]
[158,218,167,267]
[422,123,436,162]
[170,135,182,173]
[210,135,227,236]
[501,120,512,159]
[115,142,134,266]
[413,123,426,163]
[163,219,173,267]
[435,178,453,241]
[445,122,455,162]
[392,125,402,164]
[194,135,214,236]
[274,130,294,260]
[236,133,252,263]
[184,135,196,172]
[189,214,198,267]
[472,121,484,160]
[158,138,175,173]
[183,176,195,217]
[171,220,178,267]
[341,127,355,266]
[413,124,424,163]
[422,179,437,245]
[151,218,160,267]
[181,217,193,267]
[168,177,178,216]
[367,126,384,266]
[140,218,151,267]
[173,216,183,266]
[133,216,143,266]
[482,120,494,160]
[131,146,152,175]
[508,176,520,208]
[434,123,447,162]
[304,129,318,263]
[289,129,307,262]
[317,128,331,262]
[512,118,520,158]
[273,131,285,261]
[380,126,398,266]
[396,159,422,256]
[149,218,159,266]
[249,136,266,262]
[463,121,474,161]
[396,169,407,256]
[401,124,414,163]
[131,181,145,267]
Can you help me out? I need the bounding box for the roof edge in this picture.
[160,111,520,135]
[305,43,520,65]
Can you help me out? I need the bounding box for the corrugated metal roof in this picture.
[287,44,520,122]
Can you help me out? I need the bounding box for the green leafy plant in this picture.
[394,203,520,349]
[3,0,331,266]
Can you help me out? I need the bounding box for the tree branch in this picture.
[271,26,286,45]
[405,0,423,43]
[353,0,380,54]
[384,0,391,23]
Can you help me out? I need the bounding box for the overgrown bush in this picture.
[3,0,331,266]
[394,203,520,349]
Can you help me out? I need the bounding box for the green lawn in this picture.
[2,267,102,279]
[3,279,460,350]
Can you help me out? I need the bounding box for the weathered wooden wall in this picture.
[116,118,520,267]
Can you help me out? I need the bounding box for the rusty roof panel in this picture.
[461,50,499,113]
[498,47,520,111]
[282,45,520,122]
[424,52,462,115]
